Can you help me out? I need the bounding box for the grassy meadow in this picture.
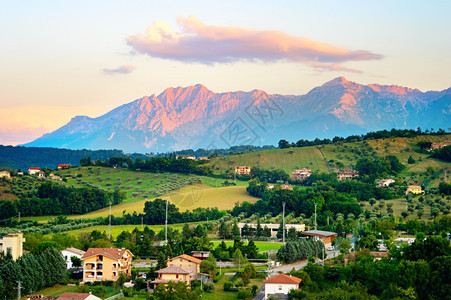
[207,146,328,175]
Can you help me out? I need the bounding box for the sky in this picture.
[1,0,450,146]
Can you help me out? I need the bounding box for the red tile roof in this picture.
[57,293,91,300]
[28,167,40,170]
[263,273,302,285]
[81,248,133,260]
[170,254,202,264]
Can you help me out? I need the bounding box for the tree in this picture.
[255,219,263,239]
[245,240,259,259]
[153,281,200,300]
[156,251,167,269]
[278,139,290,149]
[232,222,241,240]
[401,211,409,219]
[287,227,297,241]
[200,257,217,281]
[233,249,248,269]
[369,198,376,206]
[71,256,82,268]
[338,239,352,254]
[407,156,416,164]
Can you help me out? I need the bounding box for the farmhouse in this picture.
[62,247,85,269]
[235,166,251,175]
[302,230,338,248]
[0,170,11,179]
[81,248,133,282]
[28,167,40,175]
[0,232,25,260]
[337,169,359,181]
[263,273,302,300]
[238,223,305,238]
[405,185,425,195]
[198,157,209,161]
[57,164,71,169]
[377,179,395,187]
[291,168,312,180]
[430,143,447,150]
[267,182,293,190]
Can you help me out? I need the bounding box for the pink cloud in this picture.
[102,65,136,75]
[126,15,382,72]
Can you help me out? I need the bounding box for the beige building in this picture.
[235,166,251,175]
[238,223,305,238]
[0,232,25,260]
[148,266,191,290]
[405,185,425,195]
[337,169,359,180]
[167,254,201,280]
[377,179,395,187]
[291,168,312,180]
[81,248,133,282]
[0,171,11,179]
[0,232,25,261]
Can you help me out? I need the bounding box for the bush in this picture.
[234,278,244,287]
[203,282,214,292]
[223,281,234,291]
[237,288,253,299]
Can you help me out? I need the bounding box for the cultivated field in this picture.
[208,147,328,175]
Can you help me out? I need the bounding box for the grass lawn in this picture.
[211,240,283,253]
[52,222,204,239]
[202,273,265,300]
[36,284,78,296]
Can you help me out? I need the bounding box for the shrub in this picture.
[223,281,234,291]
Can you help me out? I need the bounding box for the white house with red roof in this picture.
[62,247,85,269]
[263,273,302,299]
[28,167,40,175]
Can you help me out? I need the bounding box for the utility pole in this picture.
[282,201,286,244]
[314,202,317,230]
[108,201,112,240]
[18,212,20,223]
[165,199,168,242]
[17,280,22,300]
[141,217,143,229]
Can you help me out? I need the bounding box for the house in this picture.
[431,143,447,151]
[167,254,201,280]
[291,168,312,180]
[48,173,63,181]
[191,251,210,260]
[302,230,338,248]
[235,166,251,175]
[57,293,101,300]
[57,164,71,169]
[62,247,85,269]
[0,232,25,260]
[148,266,191,290]
[267,182,293,190]
[81,248,133,282]
[405,185,425,195]
[27,295,57,300]
[263,273,302,300]
[377,179,395,187]
[177,154,197,160]
[337,169,359,180]
[198,157,209,161]
[38,171,46,178]
[0,171,11,179]
[344,251,389,266]
[238,223,305,238]
[28,167,40,175]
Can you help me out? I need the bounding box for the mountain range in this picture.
[25,77,451,153]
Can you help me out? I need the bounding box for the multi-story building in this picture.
[62,247,85,269]
[0,232,25,260]
[235,166,251,175]
[337,169,359,181]
[167,254,201,280]
[81,248,133,282]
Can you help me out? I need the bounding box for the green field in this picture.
[211,240,283,253]
[208,147,328,175]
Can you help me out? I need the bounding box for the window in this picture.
[176,274,179,279]
[279,285,282,290]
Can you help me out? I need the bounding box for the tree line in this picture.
[0,247,66,299]
[278,127,448,149]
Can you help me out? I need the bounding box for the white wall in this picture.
[264,283,298,299]
[62,250,83,269]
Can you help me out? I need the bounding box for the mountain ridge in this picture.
[24,77,451,153]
